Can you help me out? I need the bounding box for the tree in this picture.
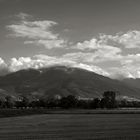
[0,97,6,108]
[21,95,29,108]
[5,95,15,108]
[29,99,40,108]
[59,95,78,109]
[46,97,58,108]
[90,98,100,109]
[100,98,106,109]
[15,95,29,108]
[101,91,117,109]
[77,100,89,109]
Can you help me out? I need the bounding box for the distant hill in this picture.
[0,66,140,100]
[122,78,140,89]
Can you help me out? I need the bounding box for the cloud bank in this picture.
[0,55,109,77]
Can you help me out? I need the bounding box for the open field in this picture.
[0,114,140,140]
[1,108,140,118]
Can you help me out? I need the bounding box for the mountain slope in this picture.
[0,66,140,99]
[122,78,140,89]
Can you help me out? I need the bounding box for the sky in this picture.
[1,0,140,79]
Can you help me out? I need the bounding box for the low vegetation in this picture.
[0,114,140,139]
[0,91,140,110]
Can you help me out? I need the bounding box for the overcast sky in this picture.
[1,0,140,79]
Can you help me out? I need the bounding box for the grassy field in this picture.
[0,113,140,140]
[1,108,140,118]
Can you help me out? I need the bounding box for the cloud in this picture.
[35,54,109,76]
[7,13,66,49]
[6,14,140,79]
[1,52,140,79]
[8,55,79,72]
[105,53,140,79]
[119,54,140,78]
[64,46,122,64]
[75,38,99,50]
[99,31,140,49]
[74,30,140,51]
[73,35,122,64]
[70,31,140,79]
[9,57,34,71]
[7,20,58,40]
[61,51,140,79]
[90,45,122,63]
[4,54,108,77]
[16,12,32,20]
[25,39,66,49]
[72,63,109,76]
[108,67,135,80]
[0,58,9,76]
[0,58,6,66]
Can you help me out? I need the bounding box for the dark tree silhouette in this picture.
[90,98,100,109]
[59,95,78,109]
[0,98,6,108]
[100,98,106,108]
[101,91,117,109]
[77,100,89,109]
[46,97,59,108]
[29,99,40,108]
[5,95,15,108]
[15,95,29,108]
[21,95,29,108]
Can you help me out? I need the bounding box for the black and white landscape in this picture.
[0,0,140,139]
[0,65,140,100]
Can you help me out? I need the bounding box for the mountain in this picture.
[0,66,140,99]
[122,78,140,89]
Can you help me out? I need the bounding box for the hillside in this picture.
[0,66,140,99]
[122,78,140,89]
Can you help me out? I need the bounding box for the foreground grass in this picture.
[0,113,140,140]
[1,108,140,118]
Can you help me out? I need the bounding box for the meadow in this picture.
[0,112,140,140]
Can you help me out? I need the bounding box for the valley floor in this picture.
[1,108,140,118]
[0,112,140,139]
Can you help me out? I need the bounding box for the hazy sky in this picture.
[1,0,140,78]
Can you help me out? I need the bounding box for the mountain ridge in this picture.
[0,66,140,100]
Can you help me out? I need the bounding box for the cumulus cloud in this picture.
[0,58,9,76]
[70,31,140,79]
[73,35,122,64]
[1,52,140,79]
[90,45,122,63]
[7,13,66,49]
[75,38,99,50]
[35,54,109,76]
[64,45,122,64]
[105,53,140,79]
[62,51,140,79]
[108,67,135,80]
[3,54,108,77]
[120,54,140,78]
[99,31,140,49]
[75,30,140,51]
[0,58,6,66]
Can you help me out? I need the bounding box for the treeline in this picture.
[0,91,140,109]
